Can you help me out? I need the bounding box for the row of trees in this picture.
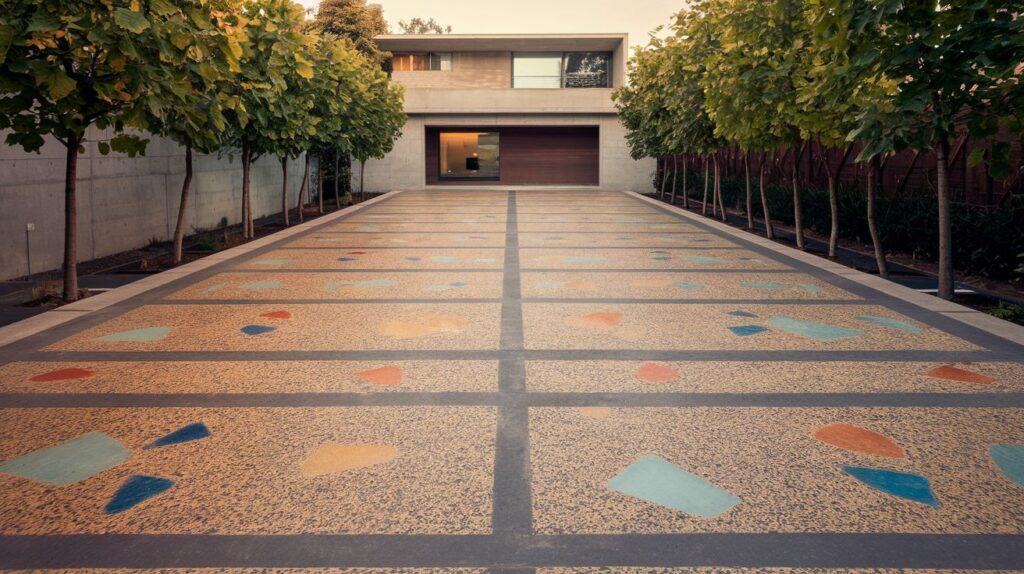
[0,0,405,302]
[614,0,1022,300]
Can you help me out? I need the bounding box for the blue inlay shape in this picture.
[729,325,767,337]
[741,281,787,291]
[405,257,421,261]
[728,310,758,318]
[841,466,940,507]
[241,325,276,336]
[607,455,741,517]
[144,422,211,450]
[679,254,723,265]
[673,282,704,291]
[337,257,357,262]
[105,475,174,514]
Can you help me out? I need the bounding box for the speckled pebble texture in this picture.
[1,189,1021,571]
[0,407,495,534]
[530,407,1024,534]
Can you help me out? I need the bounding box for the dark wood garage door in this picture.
[426,126,599,186]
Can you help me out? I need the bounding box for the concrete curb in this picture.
[0,191,404,348]
[627,191,1024,348]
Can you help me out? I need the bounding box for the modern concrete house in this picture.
[358,34,654,192]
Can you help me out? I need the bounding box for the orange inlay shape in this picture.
[379,314,468,339]
[635,362,679,384]
[30,367,95,382]
[355,365,404,386]
[301,444,398,476]
[260,311,292,320]
[566,312,623,329]
[924,364,994,385]
[565,281,596,290]
[578,407,612,418]
[814,423,905,458]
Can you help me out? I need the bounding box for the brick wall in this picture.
[391,52,512,89]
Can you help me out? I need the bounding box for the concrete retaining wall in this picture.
[0,127,306,281]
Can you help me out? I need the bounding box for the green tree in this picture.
[398,18,451,34]
[348,62,405,201]
[0,0,222,301]
[145,2,244,264]
[820,0,1024,299]
[221,0,311,240]
[306,0,389,63]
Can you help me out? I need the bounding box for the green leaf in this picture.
[29,62,77,101]
[149,0,178,17]
[97,141,110,155]
[113,8,151,34]
[26,10,61,33]
[0,20,11,65]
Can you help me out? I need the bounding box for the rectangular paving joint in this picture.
[0,189,1021,571]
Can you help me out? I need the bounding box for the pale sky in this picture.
[296,0,681,54]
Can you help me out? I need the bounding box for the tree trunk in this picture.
[333,151,340,209]
[659,157,669,199]
[172,144,193,265]
[701,156,710,215]
[792,142,805,250]
[317,155,324,213]
[297,153,309,223]
[714,154,726,222]
[744,153,753,229]
[670,155,678,204]
[62,135,80,302]
[359,160,366,202]
[682,157,689,209]
[281,156,290,227]
[759,154,774,240]
[935,136,953,300]
[241,143,252,240]
[825,158,839,258]
[866,155,888,277]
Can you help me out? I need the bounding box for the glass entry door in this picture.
[439,132,500,180]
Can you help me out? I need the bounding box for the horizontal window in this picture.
[513,52,612,88]
[393,52,452,71]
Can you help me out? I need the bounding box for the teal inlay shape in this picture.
[0,432,129,485]
[797,284,823,294]
[728,310,758,318]
[673,282,704,291]
[241,280,284,291]
[767,317,862,341]
[741,281,787,291]
[607,455,741,517]
[841,466,940,507]
[97,327,171,342]
[564,256,606,265]
[202,283,227,294]
[679,254,723,265]
[424,282,467,292]
[855,315,922,333]
[251,258,293,266]
[105,475,174,514]
[144,422,211,450]
[430,256,459,264]
[652,256,672,261]
[729,325,767,337]
[241,325,276,336]
[990,444,1024,486]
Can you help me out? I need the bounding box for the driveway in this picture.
[1,189,1022,571]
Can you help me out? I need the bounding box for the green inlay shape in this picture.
[202,283,227,294]
[797,283,823,294]
[767,317,862,341]
[855,315,922,333]
[679,254,723,265]
[0,432,129,485]
[673,282,704,291]
[607,455,741,517]
[241,280,284,291]
[741,281,787,291]
[97,326,171,342]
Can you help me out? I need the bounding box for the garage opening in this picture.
[427,126,599,186]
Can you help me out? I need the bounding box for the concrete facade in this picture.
[0,126,306,281]
[358,34,653,193]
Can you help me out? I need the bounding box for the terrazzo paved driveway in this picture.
[1,190,1023,572]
